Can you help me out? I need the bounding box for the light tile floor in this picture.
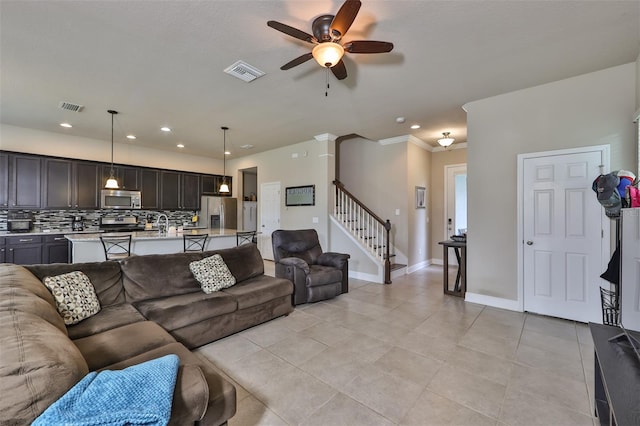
[195,263,597,426]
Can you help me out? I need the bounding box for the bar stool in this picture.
[236,231,257,246]
[100,235,132,260]
[184,234,208,252]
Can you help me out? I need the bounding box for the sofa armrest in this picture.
[317,252,350,269]
[171,364,209,423]
[278,257,310,274]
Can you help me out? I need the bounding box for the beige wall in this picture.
[465,63,636,301]
[0,124,222,174]
[407,142,431,266]
[637,50,640,110]
[429,148,467,262]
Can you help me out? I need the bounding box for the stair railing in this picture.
[333,180,392,283]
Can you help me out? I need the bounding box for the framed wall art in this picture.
[415,186,426,209]
[285,185,315,206]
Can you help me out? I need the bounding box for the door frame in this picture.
[516,144,610,312]
[259,181,281,260]
[444,163,467,242]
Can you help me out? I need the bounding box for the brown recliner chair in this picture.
[272,229,350,305]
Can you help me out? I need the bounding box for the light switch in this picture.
[395,209,400,216]
[291,153,299,158]
[312,217,319,223]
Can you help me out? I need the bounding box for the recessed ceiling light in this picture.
[240,144,254,149]
[224,151,231,155]
[60,122,72,128]
[395,117,406,124]
[161,127,171,132]
[410,124,421,129]
[177,143,184,148]
[126,134,136,140]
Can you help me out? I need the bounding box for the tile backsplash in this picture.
[0,209,197,232]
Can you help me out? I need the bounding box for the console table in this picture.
[438,239,466,297]
[590,323,640,426]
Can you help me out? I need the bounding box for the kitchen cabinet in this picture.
[8,154,41,209]
[42,159,99,209]
[0,153,8,208]
[201,174,232,196]
[6,235,43,265]
[43,235,69,264]
[141,169,159,209]
[101,165,141,190]
[160,171,200,210]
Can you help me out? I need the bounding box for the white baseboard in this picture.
[464,292,522,312]
[430,258,443,266]
[348,270,382,283]
[407,260,430,274]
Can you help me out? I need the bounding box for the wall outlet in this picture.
[312,217,319,223]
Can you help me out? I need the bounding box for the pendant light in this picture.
[437,132,455,148]
[104,110,119,189]
[219,126,230,194]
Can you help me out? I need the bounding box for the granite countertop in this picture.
[65,228,244,242]
[0,229,103,237]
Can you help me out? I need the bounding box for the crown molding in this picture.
[314,133,338,142]
[634,108,640,123]
[378,134,434,152]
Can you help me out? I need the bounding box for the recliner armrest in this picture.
[278,257,310,274]
[317,252,350,269]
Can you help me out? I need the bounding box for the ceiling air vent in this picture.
[224,61,265,83]
[58,101,84,112]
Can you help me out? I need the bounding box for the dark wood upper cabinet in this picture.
[0,153,9,208]
[201,174,232,196]
[141,169,159,210]
[181,173,200,210]
[10,154,41,209]
[43,159,99,209]
[160,171,180,210]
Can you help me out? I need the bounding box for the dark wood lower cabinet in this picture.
[4,234,70,265]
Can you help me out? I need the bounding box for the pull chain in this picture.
[325,68,330,97]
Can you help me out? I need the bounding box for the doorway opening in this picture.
[444,164,468,253]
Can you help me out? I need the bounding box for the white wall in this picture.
[406,141,431,267]
[0,124,222,174]
[464,63,637,301]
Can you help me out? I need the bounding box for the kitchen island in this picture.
[65,228,241,263]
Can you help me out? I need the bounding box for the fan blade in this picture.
[331,60,348,80]
[344,40,394,54]
[330,0,361,39]
[281,52,314,70]
[267,21,317,44]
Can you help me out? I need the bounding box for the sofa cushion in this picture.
[134,291,237,331]
[103,342,236,426]
[73,321,176,371]
[67,303,146,340]
[43,271,101,325]
[209,243,264,283]
[0,265,89,424]
[222,275,293,309]
[26,261,125,307]
[190,254,236,293]
[120,252,204,303]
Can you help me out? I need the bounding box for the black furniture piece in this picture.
[183,234,208,252]
[590,323,640,426]
[99,235,132,260]
[438,239,466,297]
[236,231,257,246]
[272,229,350,305]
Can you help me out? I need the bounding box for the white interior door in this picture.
[523,150,604,322]
[259,182,280,260]
[444,164,467,265]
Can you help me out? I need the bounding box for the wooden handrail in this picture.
[333,180,386,225]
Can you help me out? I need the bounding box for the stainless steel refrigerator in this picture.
[199,196,237,229]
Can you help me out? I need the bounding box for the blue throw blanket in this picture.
[32,354,180,426]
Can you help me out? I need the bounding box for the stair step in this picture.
[390,263,406,271]
[383,253,396,259]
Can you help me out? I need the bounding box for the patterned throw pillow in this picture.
[189,254,236,293]
[43,271,101,325]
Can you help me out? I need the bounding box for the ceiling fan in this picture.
[267,0,393,80]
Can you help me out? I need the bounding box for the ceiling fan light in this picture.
[438,132,455,147]
[312,42,344,67]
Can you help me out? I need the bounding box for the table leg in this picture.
[453,247,462,292]
[460,246,466,294]
[443,245,449,294]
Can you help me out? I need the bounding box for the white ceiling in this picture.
[1,1,638,159]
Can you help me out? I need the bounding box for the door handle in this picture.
[526,241,534,246]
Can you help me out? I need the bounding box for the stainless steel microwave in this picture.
[100,189,142,210]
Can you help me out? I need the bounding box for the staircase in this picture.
[332,181,405,283]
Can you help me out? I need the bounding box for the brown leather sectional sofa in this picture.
[0,243,294,425]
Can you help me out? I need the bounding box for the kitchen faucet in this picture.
[155,214,169,233]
